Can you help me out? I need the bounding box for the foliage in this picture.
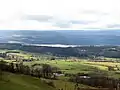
[1,43,120,58]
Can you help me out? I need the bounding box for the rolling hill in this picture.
[0,30,120,45]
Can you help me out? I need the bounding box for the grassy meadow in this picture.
[0,72,55,90]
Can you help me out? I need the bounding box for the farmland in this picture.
[23,60,120,79]
[1,49,120,90]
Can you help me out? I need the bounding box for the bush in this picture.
[56,71,62,74]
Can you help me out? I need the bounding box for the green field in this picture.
[0,72,55,90]
[1,50,120,90]
[24,60,98,74]
[23,60,120,78]
[0,72,97,90]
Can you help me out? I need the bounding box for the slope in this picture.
[0,72,55,90]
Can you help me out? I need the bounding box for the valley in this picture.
[1,47,120,90]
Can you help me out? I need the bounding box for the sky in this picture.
[0,0,120,30]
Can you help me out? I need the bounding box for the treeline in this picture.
[69,73,120,89]
[0,60,60,80]
[0,43,120,58]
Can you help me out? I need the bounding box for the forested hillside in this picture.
[0,43,120,58]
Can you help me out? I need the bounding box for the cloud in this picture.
[107,24,120,28]
[54,22,71,28]
[24,15,53,22]
[23,14,97,29]
[0,0,120,30]
[81,10,109,16]
[69,20,96,24]
[24,14,71,28]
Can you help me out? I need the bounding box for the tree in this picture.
[52,67,60,73]
[19,61,24,73]
[34,68,42,78]
[0,61,3,80]
[25,66,30,75]
[0,60,7,80]
[108,66,114,71]
[42,64,52,78]
[15,63,19,73]
[9,62,14,73]
[22,65,30,75]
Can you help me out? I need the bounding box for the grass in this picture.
[0,72,55,90]
[84,62,108,71]
[84,62,120,79]
[0,72,96,90]
[53,80,97,90]
[23,60,120,79]
[41,78,97,90]
[2,50,120,89]
[85,62,120,67]
[24,60,98,74]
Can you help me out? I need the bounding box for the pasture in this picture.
[0,72,55,90]
[23,59,120,79]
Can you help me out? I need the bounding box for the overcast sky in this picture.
[0,0,120,30]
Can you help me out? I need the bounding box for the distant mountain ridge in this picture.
[0,30,120,45]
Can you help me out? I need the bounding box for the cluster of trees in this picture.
[0,52,35,62]
[0,60,60,80]
[0,53,7,58]
[69,74,120,89]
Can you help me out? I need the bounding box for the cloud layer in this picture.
[0,0,120,30]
